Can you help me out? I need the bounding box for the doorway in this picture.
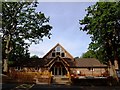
[50,62,67,76]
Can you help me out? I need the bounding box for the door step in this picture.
[52,76,71,85]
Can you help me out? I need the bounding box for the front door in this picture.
[50,62,67,76]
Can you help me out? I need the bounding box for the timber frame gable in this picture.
[45,56,70,68]
[43,43,74,60]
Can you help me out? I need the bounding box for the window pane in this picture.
[61,53,65,57]
[59,67,61,75]
[55,67,57,75]
[56,46,61,52]
[52,52,55,57]
[56,52,60,56]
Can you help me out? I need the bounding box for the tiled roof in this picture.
[74,58,107,68]
[10,58,107,68]
[10,58,46,67]
[64,58,76,67]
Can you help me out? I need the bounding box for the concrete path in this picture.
[29,84,120,90]
[2,83,20,90]
[2,83,120,90]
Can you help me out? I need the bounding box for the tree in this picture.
[81,50,109,64]
[74,57,79,59]
[31,55,39,58]
[1,2,52,73]
[0,2,1,28]
[81,50,96,58]
[80,2,120,80]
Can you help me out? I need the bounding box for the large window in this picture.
[50,63,67,76]
[51,46,65,57]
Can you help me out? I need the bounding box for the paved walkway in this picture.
[2,83,20,90]
[29,84,120,90]
[2,83,120,90]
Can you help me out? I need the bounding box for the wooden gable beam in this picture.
[45,56,70,67]
[43,43,74,60]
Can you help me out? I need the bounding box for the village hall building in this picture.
[9,43,108,84]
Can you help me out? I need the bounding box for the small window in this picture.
[56,46,61,52]
[52,52,55,57]
[15,67,22,71]
[56,52,60,56]
[61,53,65,57]
[88,68,94,71]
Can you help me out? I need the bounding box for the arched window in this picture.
[56,46,61,52]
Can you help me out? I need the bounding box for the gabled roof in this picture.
[75,58,107,68]
[43,43,74,59]
[10,58,107,68]
[10,57,75,68]
[9,58,46,67]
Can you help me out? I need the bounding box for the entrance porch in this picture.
[50,62,71,84]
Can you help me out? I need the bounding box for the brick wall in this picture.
[70,67,109,77]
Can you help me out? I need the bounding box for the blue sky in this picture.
[29,2,96,58]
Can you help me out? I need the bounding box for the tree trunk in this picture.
[3,59,8,73]
[114,46,119,70]
[3,34,12,73]
[112,44,119,82]
[114,59,119,82]
[109,60,119,82]
[118,60,120,70]
[114,59,119,70]
[109,60,115,76]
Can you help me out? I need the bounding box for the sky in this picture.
[29,2,96,58]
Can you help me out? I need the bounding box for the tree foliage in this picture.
[31,55,39,58]
[81,50,96,58]
[80,2,120,68]
[1,2,52,72]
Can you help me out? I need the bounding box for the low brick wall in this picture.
[71,77,120,86]
[8,71,52,84]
